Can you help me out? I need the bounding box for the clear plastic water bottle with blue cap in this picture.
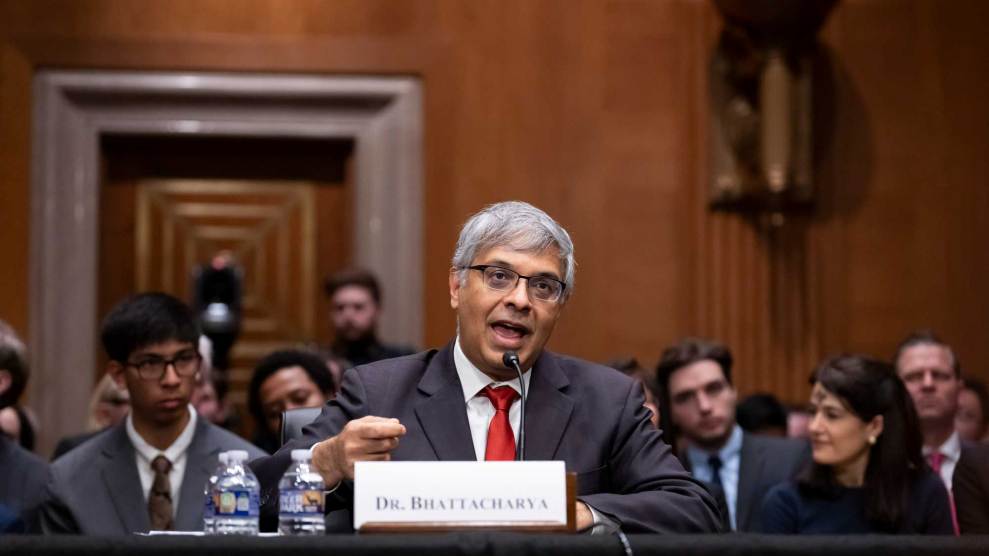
[213,450,260,535]
[278,449,326,535]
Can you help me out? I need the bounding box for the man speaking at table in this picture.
[252,201,722,533]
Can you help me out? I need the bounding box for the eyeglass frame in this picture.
[123,350,202,382]
[464,264,567,302]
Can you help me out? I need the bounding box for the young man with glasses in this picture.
[40,293,265,534]
[252,201,722,534]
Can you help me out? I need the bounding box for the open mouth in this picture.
[490,320,531,346]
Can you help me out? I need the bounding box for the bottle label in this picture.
[279,489,325,517]
[216,489,260,517]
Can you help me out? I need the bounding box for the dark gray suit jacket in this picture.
[39,416,266,534]
[251,342,724,533]
[735,433,809,532]
[685,432,809,532]
[954,442,989,534]
[0,435,49,532]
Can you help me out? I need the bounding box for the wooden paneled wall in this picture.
[1,0,987,412]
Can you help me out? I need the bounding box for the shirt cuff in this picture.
[586,503,620,535]
[308,443,341,495]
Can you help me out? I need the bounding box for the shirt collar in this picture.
[687,424,744,467]
[126,405,198,465]
[923,430,961,461]
[453,336,531,402]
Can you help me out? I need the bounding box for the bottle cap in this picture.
[227,450,249,462]
[291,449,312,461]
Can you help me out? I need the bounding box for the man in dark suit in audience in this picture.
[894,330,964,533]
[0,320,48,532]
[252,201,723,534]
[656,338,809,532]
[39,293,265,534]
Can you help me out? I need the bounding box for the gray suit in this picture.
[251,342,724,533]
[0,435,49,532]
[686,433,809,532]
[39,417,266,534]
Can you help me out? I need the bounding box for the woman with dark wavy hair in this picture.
[760,355,953,534]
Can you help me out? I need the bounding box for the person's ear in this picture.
[866,414,885,444]
[107,362,127,390]
[449,267,462,310]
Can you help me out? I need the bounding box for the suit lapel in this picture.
[523,352,574,461]
[174,418,217,531]
[101,425,152,533]
[413,343,477,461]
[735,433,762,531]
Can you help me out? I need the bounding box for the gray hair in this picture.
[451,201,576,300]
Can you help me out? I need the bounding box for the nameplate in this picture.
[353,461,568,530]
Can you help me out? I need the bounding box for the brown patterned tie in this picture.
[148,455,174,530]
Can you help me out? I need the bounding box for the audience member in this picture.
[39,292,265,534]
[760,355,952,534]
[52,374,131,460]
[0,319,48,533]
[324,268,414,367]
[247,349,336,454]
[604,356,660,428]
[893,330,962,533]
[736,393,788,437]
[656,338,808,532]
[956,378,988,443]
[954,441,989,534]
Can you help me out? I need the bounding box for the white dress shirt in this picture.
[125,405,198,515]
[453,337,531,460]
[923,430,961,490]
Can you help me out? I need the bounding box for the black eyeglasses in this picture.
[125,351,201,381]
[466,265,566,302]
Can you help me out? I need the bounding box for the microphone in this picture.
[502,351,525,461]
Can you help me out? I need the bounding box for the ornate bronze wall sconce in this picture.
[709,0,838,226]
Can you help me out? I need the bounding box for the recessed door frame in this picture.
[30,70,423,451]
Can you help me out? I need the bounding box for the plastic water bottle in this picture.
[213,450,260,535]
[278,449,326,535]
[203,451,228,534]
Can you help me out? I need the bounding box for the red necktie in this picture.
[928,452,959,535]
[481,385,519,461]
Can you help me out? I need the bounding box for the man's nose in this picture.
[160,362,181,385]
[696,392,712,413]
[921,371,936,389]
[503,278,532,309]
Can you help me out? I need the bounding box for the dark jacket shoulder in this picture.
[0,435,50,530]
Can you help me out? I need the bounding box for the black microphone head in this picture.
[502,351,520,368]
